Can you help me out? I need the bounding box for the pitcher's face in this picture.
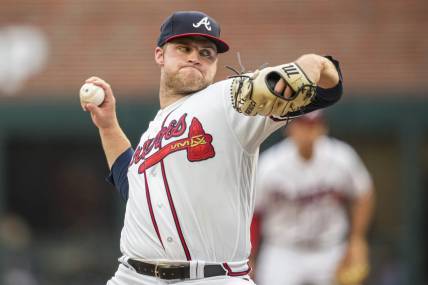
[155,37,218,94]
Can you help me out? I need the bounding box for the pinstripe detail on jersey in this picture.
[143,167,165,250]
[222,262,251,276]
[160,160,192,260]
[157,109,192,260]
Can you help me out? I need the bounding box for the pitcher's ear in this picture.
[155,46,165,65]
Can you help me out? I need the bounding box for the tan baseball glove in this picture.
[335,262,370,285]
[230,62,317,117]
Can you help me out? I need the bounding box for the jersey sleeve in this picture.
[221,79,287,153]
[105,147,133,202]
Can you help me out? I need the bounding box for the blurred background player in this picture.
[250,111,375,285]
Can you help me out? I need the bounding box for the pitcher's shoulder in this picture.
[190,79,234,104]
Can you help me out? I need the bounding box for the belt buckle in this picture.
[154,262,172,279]
[154,264,160,278]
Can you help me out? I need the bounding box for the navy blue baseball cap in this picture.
[157,11,229,53]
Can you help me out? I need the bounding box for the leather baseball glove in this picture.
[230,62,317,117]
[335,262,370,285]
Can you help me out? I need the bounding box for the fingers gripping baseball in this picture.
[81,76,119,130]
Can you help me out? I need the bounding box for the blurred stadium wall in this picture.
[0,1,427,285]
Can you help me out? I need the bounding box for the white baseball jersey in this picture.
[117,78,286,273]
[106,58,342,283]
[256,136,373,249]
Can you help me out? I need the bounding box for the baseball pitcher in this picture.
[80,11,343,285]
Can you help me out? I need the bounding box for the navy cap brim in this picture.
[161,33,229,53]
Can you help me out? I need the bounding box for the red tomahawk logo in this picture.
[138,118,215,173]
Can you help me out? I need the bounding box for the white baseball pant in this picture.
[255,243,345,285]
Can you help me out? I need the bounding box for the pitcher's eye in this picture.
[199,48,217,59]
[177,45,191,53]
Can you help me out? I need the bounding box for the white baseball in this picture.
[79,83,105,106]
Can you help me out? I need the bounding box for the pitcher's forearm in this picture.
[99,124,132,169]
[349,190,375,241]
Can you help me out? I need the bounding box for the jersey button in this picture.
[157,203,163,208]
[151,167,157,176]
[167,237,173,243]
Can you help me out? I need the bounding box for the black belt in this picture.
[127,259,228,280]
